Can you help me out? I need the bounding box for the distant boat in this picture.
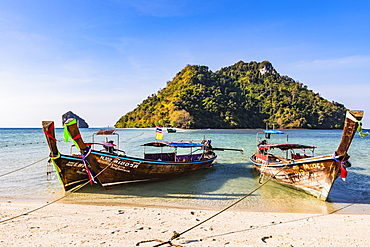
[43,119,241,190]
[167,128,177,133]
[249,110,364,201]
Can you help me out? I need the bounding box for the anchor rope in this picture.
[0,157,49,178]
[0,180,88,224]
[137,165,287,247]
[0,156,114,224]
[0,130,143,148]
[0,140,64,148]
[0,130,144,223]
[123,132,144,142]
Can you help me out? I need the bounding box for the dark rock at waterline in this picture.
[62,111,89,128]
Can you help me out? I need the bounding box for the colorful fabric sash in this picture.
[43,122,57,142]
[332,152,349,181]
[346,111,369,138]
[63,119,97,184]
[82,147,97,184]
[50,152,63,185]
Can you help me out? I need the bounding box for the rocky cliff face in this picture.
[259,61,277,75]
[62,111,89,128]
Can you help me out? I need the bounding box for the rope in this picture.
[0,180,87,224]
[0,157,49,178]
[0,130,143,148]
[137,165,287,246]
[0,140,64,148]
[0,156,113,224]
[123,132,144,142]
[82,147,97,184]
[0,131,144,222]
[332,152,349,164]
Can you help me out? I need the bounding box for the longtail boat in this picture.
[42,121,88,190]
[249,110,365,201]
[43,119,243,190]
[167,128,177,133]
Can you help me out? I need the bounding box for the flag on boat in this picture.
[156,126,163,140]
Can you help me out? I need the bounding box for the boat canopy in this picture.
[141,141,205,148]
[263,130,285,134]
[258,143,316,150]
[92,129,119,150]
[95,129,116,135]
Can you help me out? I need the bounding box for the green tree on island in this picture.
[115,61,346,129]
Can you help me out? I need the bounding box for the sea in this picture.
[1,127,370,215]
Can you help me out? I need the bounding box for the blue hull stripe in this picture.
[92,151,217,165]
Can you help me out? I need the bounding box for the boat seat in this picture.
[144,152,175,161]
[175,153,203,162]
[292,153,311,159]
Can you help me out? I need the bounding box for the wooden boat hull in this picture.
[43,120,217,190]
[89,150,216,189]
[50,151,216,190]
[250,155,341,201]
[51,155,88,191]
[249,110,364,201]
[42,120,89,191]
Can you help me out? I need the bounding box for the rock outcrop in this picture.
[62,111,89,128]
[259,61,277,75]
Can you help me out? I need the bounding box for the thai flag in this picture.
[156,126,163,140]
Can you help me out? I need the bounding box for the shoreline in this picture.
[1,200,370,246]
[2,190,370,215]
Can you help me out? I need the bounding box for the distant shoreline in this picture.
[3,127,366,130]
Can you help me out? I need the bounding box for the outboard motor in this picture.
[201,139,215,155]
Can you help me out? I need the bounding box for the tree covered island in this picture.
[115,61,346,129]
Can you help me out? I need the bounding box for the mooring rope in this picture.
[0,157,113,224]
[0,132,144,223]
[0,180,88,224]
[0,140,64,148]
[123,132,144,142]
[136,165,287,246]
[0,157,49,178]
[0,131,143,148]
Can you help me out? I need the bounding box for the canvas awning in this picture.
[95,129,116,135]
[141,141,205,148]
[258,143,316,150]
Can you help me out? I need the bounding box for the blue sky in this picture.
[1,0,369,128]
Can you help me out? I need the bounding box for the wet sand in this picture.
[1,200,370,247]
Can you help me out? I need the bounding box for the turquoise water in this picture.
[1,128,370,214]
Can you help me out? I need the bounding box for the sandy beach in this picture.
[1,201,370,247]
